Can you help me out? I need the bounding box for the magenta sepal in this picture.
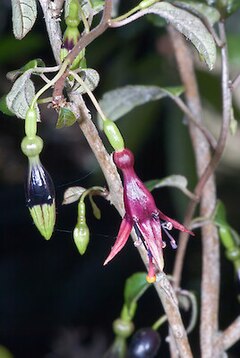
[104,148,194,280]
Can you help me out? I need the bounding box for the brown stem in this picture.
[214,316,240,354]
[41,4,193,356]
[168,26,220,358]
[70,92,193,358]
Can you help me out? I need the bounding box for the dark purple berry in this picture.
[128,328,161,358]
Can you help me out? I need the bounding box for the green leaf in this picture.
[173,1,220,25]
[124,272,150,311]
[145,175,196,199]
[56,107,77,128]
[7,59,45,81]
[143,2,216,69]
[0,96,15,116]
[99,85,184,122]
[62,186,86,205]
[6,71,40,120]
[11,0,37,40]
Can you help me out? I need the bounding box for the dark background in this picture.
[0,1,240,357]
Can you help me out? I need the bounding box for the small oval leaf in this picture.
[56,107,77,128]
[62,186,86,205]
[99,85,184,122]
[7,58,45,81]
[6,71,39,120]
[11,0,37,40]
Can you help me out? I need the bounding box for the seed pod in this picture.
[26,156,56,240]
[73,201,90,255]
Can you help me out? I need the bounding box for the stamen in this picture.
[133,223,148,251]
[161,221,173,230]
[134,239,142,247]
[162,226,177,249]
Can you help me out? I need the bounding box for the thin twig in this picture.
[168,26,220,358]
[53,0,113,106]
[231,73,240,91]
[170,95,217,149]
[214,316,240,354]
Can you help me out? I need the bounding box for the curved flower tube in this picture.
[104,148,193,282]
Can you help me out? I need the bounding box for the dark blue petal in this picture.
[26,163,55,208]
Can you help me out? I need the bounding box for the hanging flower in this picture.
[25,155,56,240]
[104,148,193,282]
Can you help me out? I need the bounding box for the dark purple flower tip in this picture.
[25,156,56,240]
[26,157,55,208]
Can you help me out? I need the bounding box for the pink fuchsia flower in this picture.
[104,148,193,283]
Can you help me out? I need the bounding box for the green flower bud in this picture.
[21,136,43,157]
[25,108,38,139]
[113,318,134,338]
[73,201,90,254]
[26,156,56,240]
[66,0,81,27]
[103,119,125,151]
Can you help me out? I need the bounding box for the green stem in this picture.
[30,61,69,109]
[69,70,107,121]
[79,6,90,33]
[152,315,168,331]
[80,186,105,203]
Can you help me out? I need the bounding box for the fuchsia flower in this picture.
[104,148,193,282]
